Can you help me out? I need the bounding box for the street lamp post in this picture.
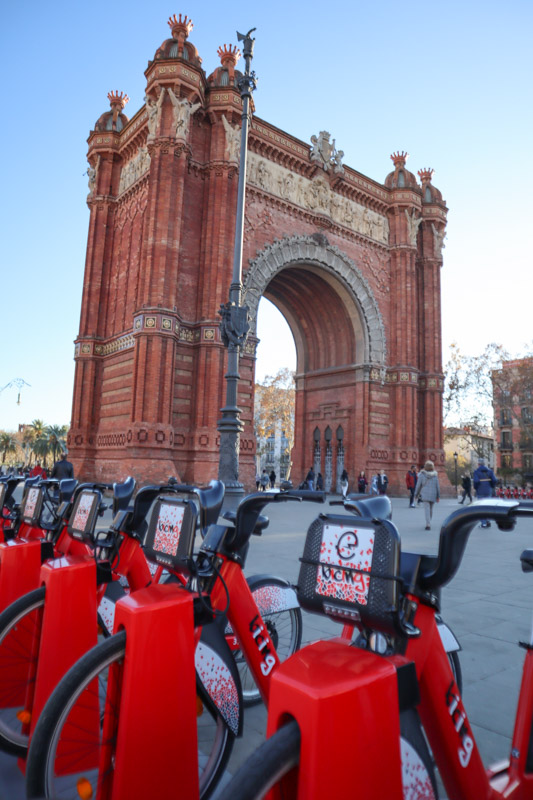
[217,28,257,507]
[454,451,458,495]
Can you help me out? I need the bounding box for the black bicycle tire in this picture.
[0,586,46,756]
[26,629,235,799]
[217,709,439,800]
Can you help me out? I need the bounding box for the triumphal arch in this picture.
[68,14,448,493]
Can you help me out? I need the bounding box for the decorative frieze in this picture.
[118,146,151,194]
[246,152,389,244]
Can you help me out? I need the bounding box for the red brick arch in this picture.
[243,234,387,368]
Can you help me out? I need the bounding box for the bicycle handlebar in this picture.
[225,490,326,552]
[419,500,527,592]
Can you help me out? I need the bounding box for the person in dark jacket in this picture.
[406,466,417,508]
[50,453,74,480]
[459,474,472,504]
[473,458,497,527]
[306,467,315,491]
[377,470,388,495]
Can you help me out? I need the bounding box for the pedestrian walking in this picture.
[414,460,440,530]
[50,453,74,480]
[459,474,472,504]
[370,473,379,495]
[255,472,261,491]
[473,458,497,527]
[269,470,276,489]
[260,470,269,491]
[357,471,368,494]
[316,472,324,491]
[406,466,417,507]
[306,467,315,491]
[340,469,349,498]
[377,469,388,495]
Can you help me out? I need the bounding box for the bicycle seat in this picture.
[223,509,270,534]
[345,494,392,520]
[59,479,78,503]
[25,476,41,488]
[196,480,225,532]
[113,476,136,513]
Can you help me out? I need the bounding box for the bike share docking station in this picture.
[266,636,404,798]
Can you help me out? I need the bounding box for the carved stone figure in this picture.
[87,155,100,196]
[431,223,446,257]
[222,115,240,161]
[257,160,270,191]
[310,130,344,174]
[405,209,422,245]
[146,90,165,140]
[167,88,201,139]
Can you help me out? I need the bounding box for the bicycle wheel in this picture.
[26,629,235,800]
[234,579,302,707]
[0,586,46,755]
[217,709,439,800]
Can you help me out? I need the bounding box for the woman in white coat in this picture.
[414,460,440,530]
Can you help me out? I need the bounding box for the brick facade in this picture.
[68,16,449,493]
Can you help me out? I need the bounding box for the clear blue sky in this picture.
[1,0,531,430]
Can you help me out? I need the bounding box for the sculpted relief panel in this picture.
[118,146,151,195]
[246,152,389,245]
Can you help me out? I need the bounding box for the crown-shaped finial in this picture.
[417,168,434,183]
[168,13,193,40]
[107,91,129,109]
[390,151,409,168]
[217,44,241,66]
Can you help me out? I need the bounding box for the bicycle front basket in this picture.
[297,514,401,636]
[68,490,101,542]
[21,487,44,527]
[143,497,196,573]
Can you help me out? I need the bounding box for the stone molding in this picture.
[243,235,387,366]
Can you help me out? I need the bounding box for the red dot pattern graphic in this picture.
[195,642,239,735]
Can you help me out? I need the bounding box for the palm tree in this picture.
[29,419,50,469]
[45,425,68,466]
[0,432,17,465]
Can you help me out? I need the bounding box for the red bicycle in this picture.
[24,488,327,799]
[217,499,533,799]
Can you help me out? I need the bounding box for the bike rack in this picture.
[17,554,99,772]
[265,637,403,798]
[105,583,199,799]
[0,539,43,612]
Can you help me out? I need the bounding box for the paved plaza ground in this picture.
[1,494,532,798]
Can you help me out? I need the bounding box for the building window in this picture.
[523,454,533,470]
[522,407,533,424]
[499,408,512,426]
[501,454,512,469]
[220,70,229,86]
[397,171,405,187]
[500,431,512,449]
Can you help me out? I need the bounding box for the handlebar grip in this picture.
[283,490,326,503]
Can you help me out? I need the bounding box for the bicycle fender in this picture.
[224,575,299,636]
[97,580,127,635]
[437,619,461,653]
[196,623,243,737]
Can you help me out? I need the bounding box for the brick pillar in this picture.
[387,191,422,482]
[70,140,121,478]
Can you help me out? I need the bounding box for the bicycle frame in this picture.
[407,598,533,799]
